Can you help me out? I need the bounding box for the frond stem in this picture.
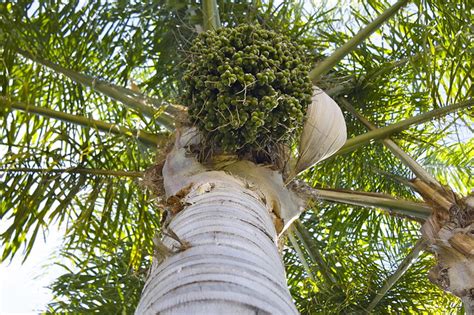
[293,220,339,286]
[336,98,473,156]
[202,0,221,31]
[291,180,430,220]
[339,98,442,189]
[309,0,409,82]
[325,45,442,98]
[1,97,164,146]
[0,167,143,178]
[366,238,426,311]
[361,45,443,88]
[15,48,178,130]
[287,230,316,282]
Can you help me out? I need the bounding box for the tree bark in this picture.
[136,129,299,314]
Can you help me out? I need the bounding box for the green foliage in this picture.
[47,240,149,314]
[284,200,461,314]
[184,24,312,153]
[0,0,163,265]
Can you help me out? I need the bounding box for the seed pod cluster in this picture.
[182,24,312,154]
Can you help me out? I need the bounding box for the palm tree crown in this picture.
[0,0,472,313]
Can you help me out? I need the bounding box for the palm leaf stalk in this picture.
[287,230,316,282]
[338,100,473,312]
[291,180,430,219]
[339,98,442,189]
[0,167,143,178]
[202,0,221,31]
[293,220,338,286]
[14,49,177,130]
[315,188,430,220]
[366,238,426,311]
[360,45,443,89]
[371,168,414,188]
[309,0,409,82]
[336,98,473,156]
[326,45,443,98]
[0,97,163,146]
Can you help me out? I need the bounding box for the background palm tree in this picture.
[0,0,472,313]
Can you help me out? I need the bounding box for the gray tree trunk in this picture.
[135,129,300,314]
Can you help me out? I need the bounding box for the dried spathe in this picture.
[291,87,347,178]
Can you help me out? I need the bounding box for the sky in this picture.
[0,224,64,314]
[0,1,84,312]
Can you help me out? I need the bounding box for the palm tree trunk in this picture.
[136,182,297,314]
[135,129,298,314]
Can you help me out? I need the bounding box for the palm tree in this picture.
[1,0,472,313]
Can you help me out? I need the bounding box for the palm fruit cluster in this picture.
[182,24,313,154]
